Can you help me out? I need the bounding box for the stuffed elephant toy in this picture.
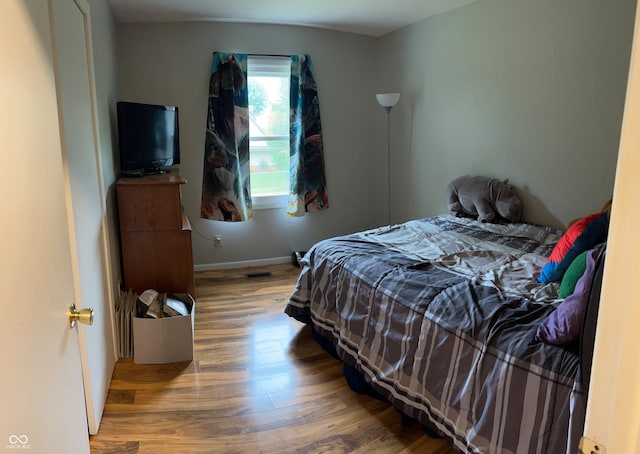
[447,175,522,222]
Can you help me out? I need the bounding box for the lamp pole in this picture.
[385,107,392,225]
[376,93,400,225]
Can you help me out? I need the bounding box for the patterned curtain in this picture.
[201,52,252,221]
[287,55,329,216]
[201,53,328,221]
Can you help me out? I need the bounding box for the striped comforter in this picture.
[285,215,586,454]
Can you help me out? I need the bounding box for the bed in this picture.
[285,214,606,454]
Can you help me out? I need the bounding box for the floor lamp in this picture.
[376,93,400,225]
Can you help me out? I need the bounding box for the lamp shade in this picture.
[376,93,400,108]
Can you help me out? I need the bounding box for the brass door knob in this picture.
[68,303,94,328]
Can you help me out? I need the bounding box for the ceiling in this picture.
[107,0,477,37]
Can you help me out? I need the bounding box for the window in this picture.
[247,56,290,209]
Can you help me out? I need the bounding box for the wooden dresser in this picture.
[116,172,195,297]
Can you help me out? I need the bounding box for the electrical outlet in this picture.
[579,437,606,454]
[214,235,223,247]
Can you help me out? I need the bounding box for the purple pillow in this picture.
[536,248,599,345]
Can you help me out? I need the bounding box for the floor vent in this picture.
[245,271,272,279]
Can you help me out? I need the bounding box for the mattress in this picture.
[285,215,587,454]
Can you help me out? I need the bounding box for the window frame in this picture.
[247,56,291,210]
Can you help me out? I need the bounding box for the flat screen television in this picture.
[117,101,180,176]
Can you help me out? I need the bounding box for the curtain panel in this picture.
[201,52,252,221]
[201,52,328,221]
[287,55,329,216]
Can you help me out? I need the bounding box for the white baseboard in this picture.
[194,255,291,271]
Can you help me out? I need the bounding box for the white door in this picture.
[582,3,640,452]
[50,0,116,434]
[0,1,90,452]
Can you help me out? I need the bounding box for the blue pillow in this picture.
[536,248,599,345]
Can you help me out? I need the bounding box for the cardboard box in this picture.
[133,293,195,364]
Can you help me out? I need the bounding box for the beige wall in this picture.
[116,22,380,267]
[378,0,635,229]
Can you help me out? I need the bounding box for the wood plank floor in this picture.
[90,263,457,453]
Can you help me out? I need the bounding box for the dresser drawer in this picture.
[117,183,182,231]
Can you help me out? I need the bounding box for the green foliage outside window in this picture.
[248,73,290,197]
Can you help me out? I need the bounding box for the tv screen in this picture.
[117,101,180,175]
